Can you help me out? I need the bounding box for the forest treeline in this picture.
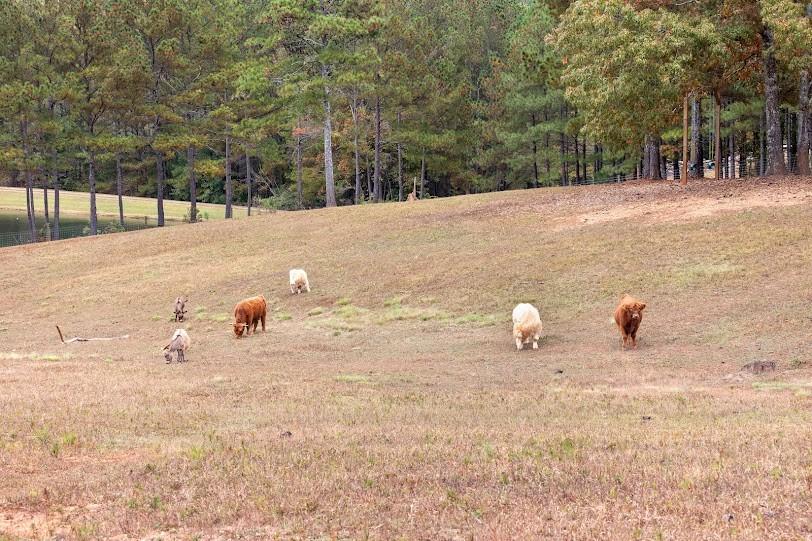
[1,0,810,239]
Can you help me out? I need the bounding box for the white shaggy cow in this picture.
[512,303,542,351]
[163,329,191,363]
[289,269,311,294]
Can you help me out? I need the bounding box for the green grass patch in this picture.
[307,307,325,317]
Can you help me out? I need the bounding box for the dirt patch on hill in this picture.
[563,176,812,230]
[429,176,812,231]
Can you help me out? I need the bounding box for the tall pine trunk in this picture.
[729,126,735,179]
[714,94,722,180]
[53,166,60,240]
[760,107,767,176]
[681,94,689,184]
[322,68,337,208]
[372,95,382,202]
[225,136,233,218]
[798,70,811,175]
[21,120,35,241]
[116,153,125,226]
[350,101,362,204]
[88,152,98,235]
[246,152,252,217]
[43,183,49,230]
[763,27,787,175]
[397,112,403,201]
[531,113,539,187]
[296,135,303,209]
[419,150,426,198]
[155,152,165,226]
[188,145,197,223]
[691,98,704,178]
[651,137,662,180]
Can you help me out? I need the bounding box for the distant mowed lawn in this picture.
[0,186,248,221]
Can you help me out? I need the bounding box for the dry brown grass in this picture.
[2,176,812,540]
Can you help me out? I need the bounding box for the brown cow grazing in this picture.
[233,295,267,337]
[614,294,646,350]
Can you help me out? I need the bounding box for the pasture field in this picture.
[1,177,812,540]
[0,187,248,222]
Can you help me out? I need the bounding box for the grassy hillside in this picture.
[1,177,811,539]
[0,186,249,221]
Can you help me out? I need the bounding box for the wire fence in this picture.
[0,218,176,248]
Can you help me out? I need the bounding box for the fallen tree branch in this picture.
[56,325,130,344]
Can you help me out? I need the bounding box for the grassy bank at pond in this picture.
[0,186,248,222]
[1,176,811,540]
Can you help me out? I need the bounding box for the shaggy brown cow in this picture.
[614,294,646,350]
[233,295,267,337]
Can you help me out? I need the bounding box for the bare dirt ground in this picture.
[1,176,811,540]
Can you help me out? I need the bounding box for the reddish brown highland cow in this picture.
[233,295,267,337]
[614,294,646,350]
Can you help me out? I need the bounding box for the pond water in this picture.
[0,209,166,246]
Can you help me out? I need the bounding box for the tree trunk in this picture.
[43,183,49,230]
[296,135,303,208]
[419,150,426,198]
[116,152,125,226]
[691,97,704,178]
[350,101,362,204]
[53,167,60,240]
[188,145,197,223]
[531,113,539,187]
[156,151,165,226]
[760,108,767,176]
[798,70,811,175]
[397,112,403,201]
[714,93,722,180]
[322,67,337,208]
[224,136,233,218]
[365,153,372,199]
[21,120,35,241]
[763,27,787,175]
[681,94,689,184]
[673,153,679,181]
[642,138,650,179]
[246,152,252,217]
[372,95,382,202]
[88,152,98,235]
[729,126,735,179]
[575,135,582,184]
[651,137,662,180]
[544,111,551,179]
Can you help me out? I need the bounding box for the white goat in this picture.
[289,269,311,294]
[512,303,542,351]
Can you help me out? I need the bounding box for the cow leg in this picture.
[533,334,539,349]
[515,337,523,351]
[253,319,259,333]
[261,313,266,332]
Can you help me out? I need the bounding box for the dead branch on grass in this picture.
[56,325,129,344]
